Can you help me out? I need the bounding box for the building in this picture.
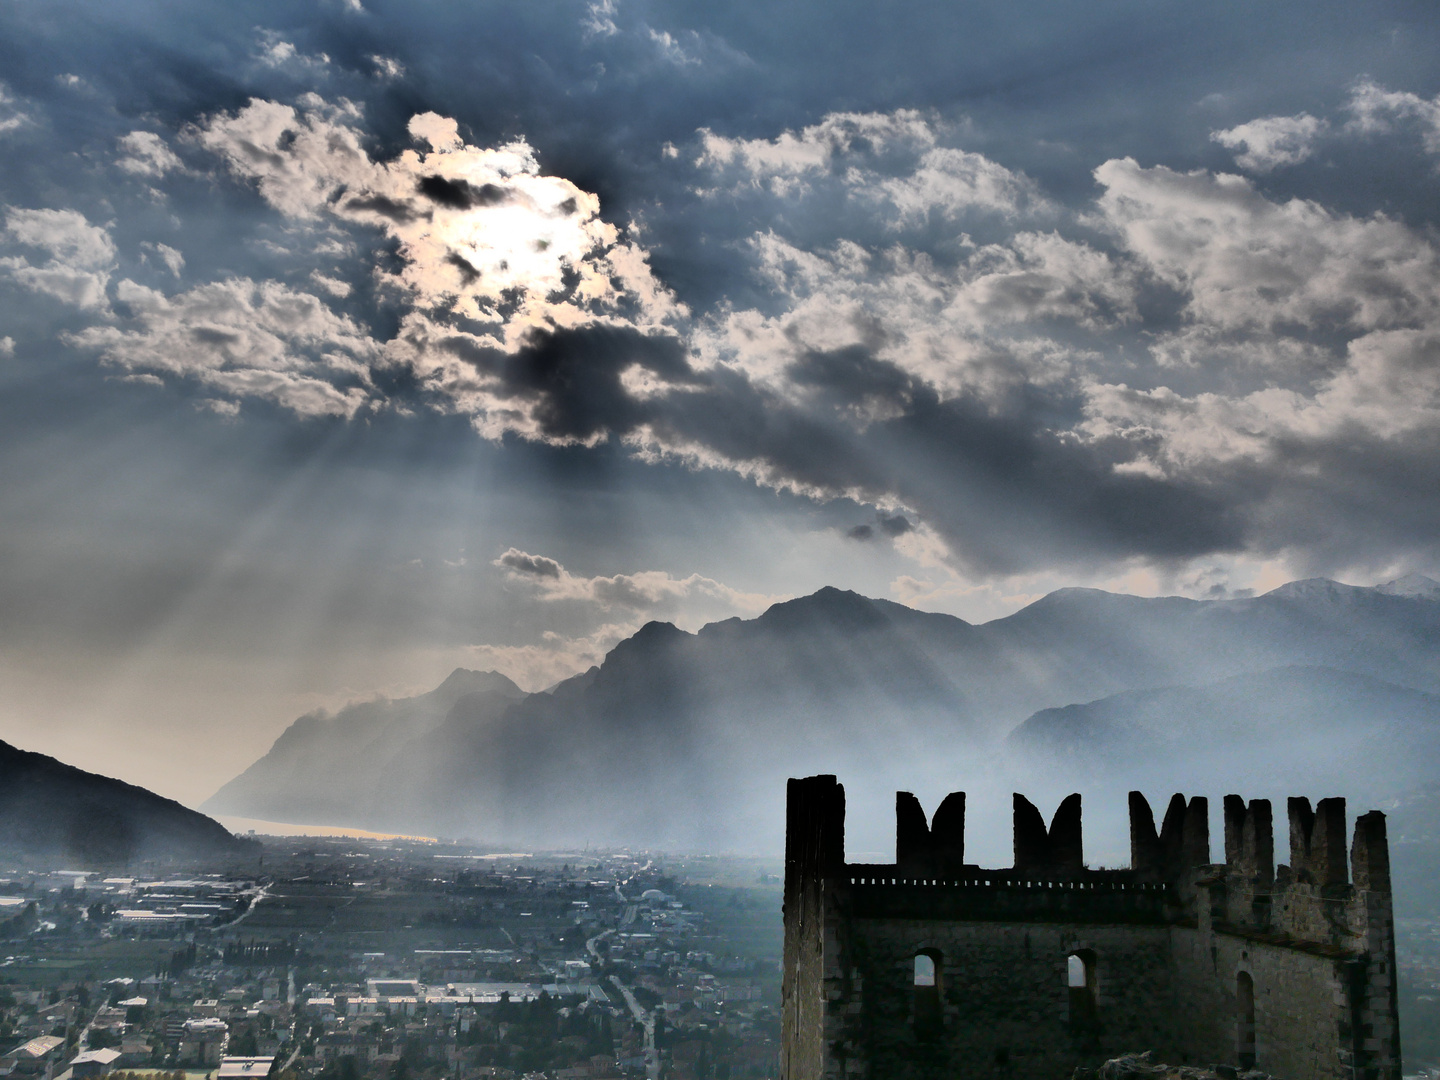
[217,1056,275,1080]
[69,1048,121,1078]
[179,1017,229,1066]
[780,775,1400,1080]
[5,1037,64,1076]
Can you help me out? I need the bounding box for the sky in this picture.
[1,0,1439,807]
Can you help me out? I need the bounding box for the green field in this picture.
[0,939,175,987]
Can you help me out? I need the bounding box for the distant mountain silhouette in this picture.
[1010,665,1440,798]
[204,575,1440,849]
[205,669,527,829]
[0,740,254,864]
[1380,784,1440,918]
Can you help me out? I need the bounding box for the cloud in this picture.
[191,96,688,433]
[846,513,911,542]
[1211,113,1326,172]
[190,96,374,219]
[176,99,1123,491]
[496,549,563,579]
[878,513,912,537]
[199,398,241,417]
[195,97,679,328]
[877,147,1049,222]
[53,93,1440,578]
[0,207,115,311]
[697,111,1046,220]
[0,336,13,357]
[254,32,331,74]
[1070,161,1440,551]
[1092,158,1440,336]
[69,277,380,418]
[309,271,351,297]
[368,55,404,80]
[0,84,32,135]
[0,94,692,436]
[648,28,700,66]
[1347,79,1440,154]
[699,110,937,185]
[1079,329,1440,472]
[641,128,1440,574]
[690,226,1132,410]
[140,241,185,277]
[493,546,783,616]
[582,0,619,38]
[464,622,637,693]
[117,131,183,177]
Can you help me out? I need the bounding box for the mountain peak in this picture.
[1263,577,1361,602]
[432,668,524,698]
[1262,576,1440,604]
[754,587,890,632]
[604,620,690,660]
[1376,572,1440,599]
[1023,586,1123,607]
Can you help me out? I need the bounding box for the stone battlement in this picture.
[857,785,1391,948]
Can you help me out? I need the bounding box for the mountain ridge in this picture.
[1008,663,1440,803]
[0,739,254,864]
[204,574,1440,849]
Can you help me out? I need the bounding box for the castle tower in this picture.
[781,778,1400,1080]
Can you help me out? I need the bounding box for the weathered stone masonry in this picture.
[781,776,1399,1080]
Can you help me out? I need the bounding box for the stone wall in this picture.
[1171,929,1350,1080]
[835,918,1180,1080]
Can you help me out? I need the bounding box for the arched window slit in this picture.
[913,952,942,1038]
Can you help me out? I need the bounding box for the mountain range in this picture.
[203,574,1440,854]
[1011,665,1440,797]
[0,740,256,865]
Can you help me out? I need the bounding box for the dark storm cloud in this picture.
[417,175,510,211]
[441,315,1230,577]
[497,549,564,579]
[629,359,1246,575]
[878,514,911,537]
[426,322,698,444]
[846,515,911,543]
[501,327,683,444]
[872,394,1249,572]
[340,193,418,222]
[444,252,480,286]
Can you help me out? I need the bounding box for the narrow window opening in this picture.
[1237,971,1256,1069]
[1067,950,1098,1037]
[913,952,942,1039]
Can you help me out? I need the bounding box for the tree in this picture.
[229,1029,259,1057]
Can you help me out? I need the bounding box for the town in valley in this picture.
[0,839,783,1080]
